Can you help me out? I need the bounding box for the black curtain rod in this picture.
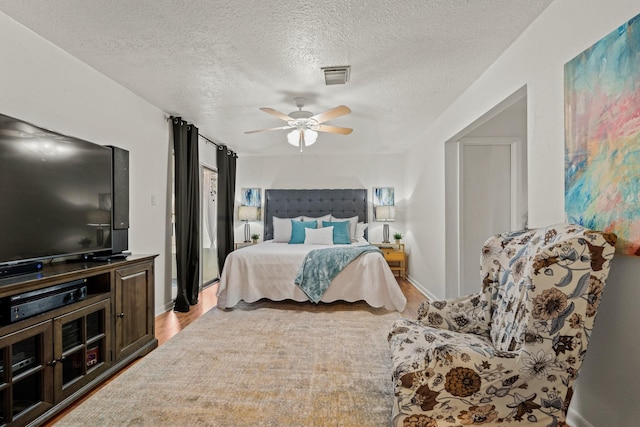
[167,115,225,149]
[199,134,221,148]
[197,130,236,155]
[201,135,237,158]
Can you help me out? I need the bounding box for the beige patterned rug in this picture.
[55,300,401,427]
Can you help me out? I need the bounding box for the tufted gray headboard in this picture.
[264,189,367,240]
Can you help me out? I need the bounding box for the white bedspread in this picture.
[217,240,407,311]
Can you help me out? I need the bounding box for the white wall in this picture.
[236,154,406,245]
[0,12,172,315]
[404,0,640,425]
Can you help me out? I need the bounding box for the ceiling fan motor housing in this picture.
[288,110,314,119]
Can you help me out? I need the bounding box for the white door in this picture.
[461,141,514,295]
[447,137,525,297]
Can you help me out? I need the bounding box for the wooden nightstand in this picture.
[234,241,254,250]
[373,243,407,279]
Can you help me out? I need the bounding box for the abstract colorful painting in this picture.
[373,187,394,207]
[241,188,261,207]
[240,188,261,217]
[565,13,640,255]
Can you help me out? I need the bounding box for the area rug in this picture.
[55,300,401,426]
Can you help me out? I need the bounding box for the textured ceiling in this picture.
[0,0,553,155]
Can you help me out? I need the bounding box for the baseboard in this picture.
[406,275,438,301]
[157,300,174,315]
[567,407,594,427]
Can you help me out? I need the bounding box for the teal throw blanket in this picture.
[294,245,382,303]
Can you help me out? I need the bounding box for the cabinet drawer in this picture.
[383,251,404,262]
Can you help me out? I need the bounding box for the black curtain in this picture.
[216,145,237,270]
[172,117,200,312]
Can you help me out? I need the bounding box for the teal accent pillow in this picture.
[289,220,317,244]
[322,221,351,245]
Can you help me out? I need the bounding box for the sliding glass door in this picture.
[170,154,219,304]
[201,166,219,285]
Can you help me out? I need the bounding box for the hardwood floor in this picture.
[155,282,220,346]
[397,277,428,318]
[44,278,426,425]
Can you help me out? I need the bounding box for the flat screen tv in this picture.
[0,112,113,266]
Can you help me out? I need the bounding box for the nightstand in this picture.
[372,243,407,279]
[234,242,254,250]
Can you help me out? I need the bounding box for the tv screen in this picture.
[0,113,113,265]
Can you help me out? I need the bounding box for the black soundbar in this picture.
[0,261,43,278]
[88,251,131,262]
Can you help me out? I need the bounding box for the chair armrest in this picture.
[416,293,491,335]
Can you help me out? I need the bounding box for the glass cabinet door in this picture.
[53,299,111,402]
[0,321,53,426]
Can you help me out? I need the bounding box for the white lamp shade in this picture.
[287,130,300,146]
[375,205,396,222]
[287,129,318,147]
[88,209,111,225]
[303,130,318,146]
[238,205,259,221]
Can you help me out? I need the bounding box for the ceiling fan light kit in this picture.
[287,129,317,147]
[245,97,352,152]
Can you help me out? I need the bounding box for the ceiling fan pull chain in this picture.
[299,129,304,152]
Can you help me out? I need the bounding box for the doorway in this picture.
[445,93,528,298]
[461,138,520,295]
[170,160,220,301]
[201,166,219,286]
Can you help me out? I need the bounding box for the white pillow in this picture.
[304,226,334,245]
[302,214,331,228]
[273,216,302,243]
[330,215,359,241]
[355,222,368,241]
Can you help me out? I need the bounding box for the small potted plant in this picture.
[393,232,403,244]
[251,233,260,244]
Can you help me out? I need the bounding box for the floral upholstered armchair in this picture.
[387,224,616,426]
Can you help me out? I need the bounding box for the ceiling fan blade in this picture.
[244,125,292,134]
[260,107,294,122]
[310,105,351,124]
[316,124,353,135]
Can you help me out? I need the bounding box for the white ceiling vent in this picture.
[321,66,350,85]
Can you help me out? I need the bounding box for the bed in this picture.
[216,189,407,311]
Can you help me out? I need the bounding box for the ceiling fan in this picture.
[245,97,353,152]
